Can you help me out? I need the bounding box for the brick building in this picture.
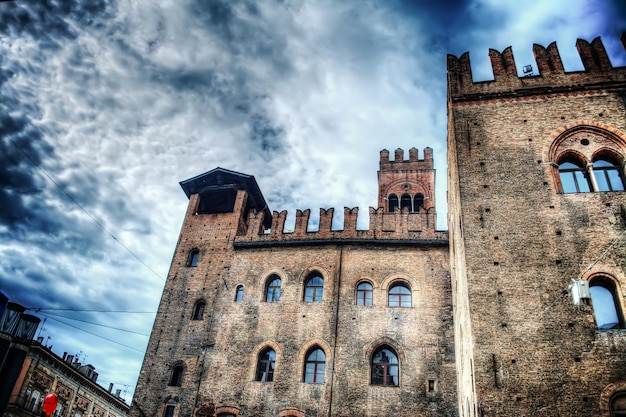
[4,341,129,417]
[131,34,626,416]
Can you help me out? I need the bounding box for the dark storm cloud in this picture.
[0,0,112,41]
[0,114,56,231]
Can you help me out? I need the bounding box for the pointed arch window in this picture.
[265,276,281,302]
[590,277,624,329]
[356,282,373,306]
[558,161,591,193]
[388,282,411,307]
[235,285,244,302]
[169,365,184,386]
[192,300,205,320]
[388,194,399,212]
[188,250,200,267]
[256,348,276,382]
[304,347,326,383]
[593,158,625,192]
[371,346,399,386]
[304,274,324,302]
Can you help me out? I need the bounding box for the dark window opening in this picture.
[371,346,399,386]
[256,348,276,382]
[188,250,199,267]
[304,347,326,383]
[169,365,184,386]
[356,282,373,306]
[413,193,425,212]
[164,405,175,417]
[192,301,205,320]
[304,274,324,302]
[400,193,412,211]
[388,194,399,212]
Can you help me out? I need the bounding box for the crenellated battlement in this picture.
[447,34,626,101]
[234,206,447,245]
[379,147,433,171]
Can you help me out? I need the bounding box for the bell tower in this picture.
[377,147,436,215]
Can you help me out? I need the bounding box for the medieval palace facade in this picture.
[130,34,626,416]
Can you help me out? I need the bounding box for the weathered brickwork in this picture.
[131,152,456,417]
[448,35,626,416]
[131,33,626,417]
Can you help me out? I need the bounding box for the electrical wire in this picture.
[40,313,145,353]
[34,311,151,336]
[0,128,166,282]
[29,308,155,313]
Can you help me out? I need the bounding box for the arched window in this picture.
[590,278,623,329]
[388,282,411,307]
[558,161,591,193]
[235,285,244,302]
[164,399,176,417]
[371,346,399,386]
[611,392,626,416]
[169,365,184,386]
[388,194,399,212]
[400,193,412,212]
[192,300,205,320]
[256,348,276,382]
[304,274,324,302]
[304,347,326,383]
[593,158,625,192]
[187,250,200,267]
[413,193,425,212]
[265,276,281,302]
[356,282,373,306]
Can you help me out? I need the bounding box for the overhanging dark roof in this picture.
[179,167,271,225]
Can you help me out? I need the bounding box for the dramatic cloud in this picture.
[1,0,624,403]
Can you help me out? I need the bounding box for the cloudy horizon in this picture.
[1,0,625,404]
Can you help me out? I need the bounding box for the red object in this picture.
[42,393,58,414]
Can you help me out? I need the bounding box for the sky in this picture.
[1,0,625,405]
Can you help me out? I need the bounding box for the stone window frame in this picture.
[250,340,282,382]
[187,249,200,267]
[264,275,282,303]
[303,272,324,303]
[370,344,400,387]
[296,338,331,384]
[587,272,626,330]
[234,285,244,302]
[303,345,326,384]
[600,382,626,415]
[356,280,374,306]
[388,281,412,308]
[168,363,185,387]
[544,122,626,194]
[162,397,178,417]
[255,347,277,382]
[215,405,240,417]
[192,299,206,320]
